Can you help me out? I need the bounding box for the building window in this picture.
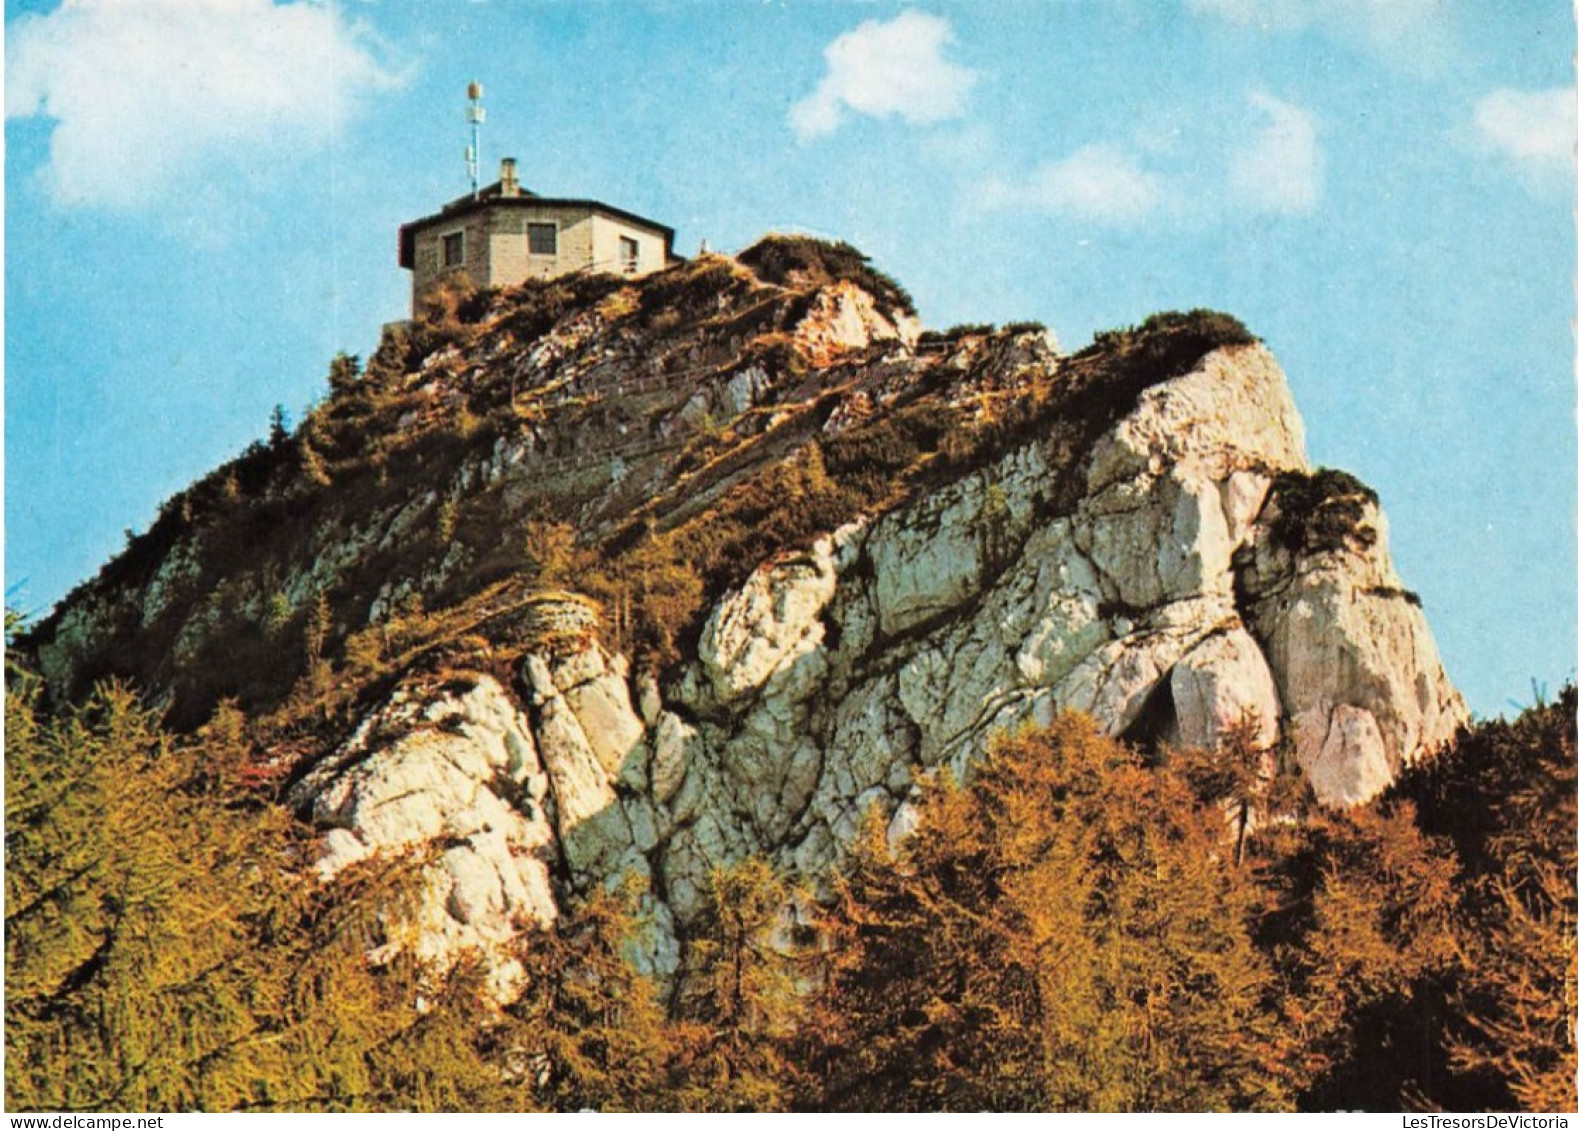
[620,236,639,274]
[528,223,558,256]
[442,231,464,267]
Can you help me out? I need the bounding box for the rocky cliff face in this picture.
[30,238,1466,987]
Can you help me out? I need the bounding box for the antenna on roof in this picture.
[465,81,485,199]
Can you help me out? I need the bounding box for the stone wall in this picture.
[409,203,668,311]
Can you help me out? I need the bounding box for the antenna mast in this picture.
[465,81,485,198]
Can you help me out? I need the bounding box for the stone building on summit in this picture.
[398,156,678,314]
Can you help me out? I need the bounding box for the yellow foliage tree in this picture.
[673,858,806,1111]
[3,672,508,1111]
[806,714,1293,1112]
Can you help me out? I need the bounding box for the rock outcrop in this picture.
[290,674,555,998]
[27,238,1467,987]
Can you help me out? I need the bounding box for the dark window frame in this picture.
[528,222,558,256]
[441,230,465,268]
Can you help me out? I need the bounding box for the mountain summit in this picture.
[29,237,1466,986]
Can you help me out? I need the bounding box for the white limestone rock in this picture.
[696,536,839,708]
[1086,343,1309,493]
[886,793,923,850]
[648,710,700,804]
[1245,505,1467,804]
[1078,473,1235,608]
[791,279,915,360]
[287,675,557,998]
[1221,470,1274,545]
[868,483,988,637]
[1169,628,1282,750]
[1053,611,1223,737]
[1299,701,1394,805]
[251,337,1474,987]
[551,646,645,780]
[724,365,770,415]
[49,302,1473,997]
[1008,521,1110,687]
[527,655,634,878]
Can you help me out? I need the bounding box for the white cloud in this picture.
[1229,92,1322,214]
[7,0,402,210]
[789,10,977,141]
[1332,0,1450,57]
[982,144,1164,225]
[1185,0,1311,32]
[977,94,1322,227]
[1186,0,1452,71]
[1472,87,1575,178]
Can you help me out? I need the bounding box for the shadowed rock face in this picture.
[28,243,1466,987]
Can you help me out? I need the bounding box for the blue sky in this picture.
[6,0,1573,716]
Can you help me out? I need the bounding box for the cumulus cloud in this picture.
[7,0,402,210]
[981,144,1164,225]
[1229,92,1322,214]
[1186,0,1452,71]
[789,10,977,141]
[1185,0,1311,32]
[979,94,1322,227]
[1472,87,1575,178]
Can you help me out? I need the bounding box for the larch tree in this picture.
[4,668,505,1112]
[508,878,687,1111]
[1392,689,1578,1111]
[675,858,807,1111]
[1255,800,1463,1110]
[805,714,1294,1112]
